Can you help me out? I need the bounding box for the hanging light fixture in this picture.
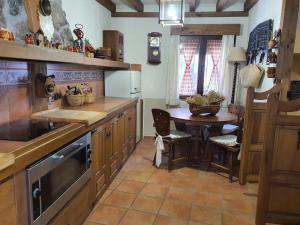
[159,0,185,26]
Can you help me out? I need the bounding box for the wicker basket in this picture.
[66,94,84,106]
[84,94,95,104]
[189,104,220,116]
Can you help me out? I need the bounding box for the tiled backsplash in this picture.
[0,60,104,125]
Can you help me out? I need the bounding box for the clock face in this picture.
[150,37,160,47]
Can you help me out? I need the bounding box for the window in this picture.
[179,36,222,98]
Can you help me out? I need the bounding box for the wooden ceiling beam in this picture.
[189,0,200,12]
[244,0,259,11]
[216,0,237,12]
[111,11,248,17]
[122,0,144,12]
[170,24,241,36]
[96,0,116,12]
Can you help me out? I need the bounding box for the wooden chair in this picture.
[205,108,244,182]
[239,84,283,185]
[152,108,192,171]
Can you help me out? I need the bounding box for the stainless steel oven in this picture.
[27,132,92,225]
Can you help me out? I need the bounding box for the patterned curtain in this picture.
[206,40,222,93]
[179,39,199,95]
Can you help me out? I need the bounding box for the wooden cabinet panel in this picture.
[0,177,16,225]
[273,126,300,172]
[48,184,91,225]
[91,125,108,201]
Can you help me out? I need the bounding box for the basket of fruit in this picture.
[186,91,225,116]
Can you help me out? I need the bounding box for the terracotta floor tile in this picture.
[171,176,198,191]
[176,167,200,178]
[154,215,188,225]
[97,189,113,205]
[190,205,222,225]
[108,178,122,190]
[140,183,169,199]
[103,191,136,208]
[115,170,130,180]
[125,170,153,182]
[193,192,223,209]
[87,205,126,225]
[188,221,210,225]
[131,195,162,213]
[83,221,100,225]
[159,199,192,221]
[222,211,255,225]
[167,187,196,203]
[222,194,256,215]
[148,171,175,186]
[119,210,156,225]
[116,180,145,194]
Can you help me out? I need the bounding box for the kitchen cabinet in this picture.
[91,124,109,201]
[91,105,137,204]
[48,183,91,225]
[0,177,17,225]
[103,30,124,62]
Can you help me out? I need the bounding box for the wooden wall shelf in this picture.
[0,40,130,70]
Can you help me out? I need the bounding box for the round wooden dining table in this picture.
[166,107,237,160]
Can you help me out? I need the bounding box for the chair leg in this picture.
[153,151,157,166]
[229,152,234,183]
[206,141,213,171]
[168,143,173,171]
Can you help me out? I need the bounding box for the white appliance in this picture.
[105,70,142,143]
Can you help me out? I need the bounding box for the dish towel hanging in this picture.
[154,135,164,167]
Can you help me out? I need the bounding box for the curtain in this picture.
[205,40,223,93]
[179,39,199,96]
[219,35,235,106]
[166,35,180,106]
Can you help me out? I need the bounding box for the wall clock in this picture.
[148,32,162,64]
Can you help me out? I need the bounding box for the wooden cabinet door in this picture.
[91,125,108,201]
[118,113,126,166]
[108,120,118,180]
[256,94,300,225]
[0,177,17,225]
[128,106,137,154]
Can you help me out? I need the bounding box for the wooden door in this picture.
[0,177,17,225]
[256,94,300,225]
[124,109,131,161]
[91,125,108,201]
[128,106,137,154]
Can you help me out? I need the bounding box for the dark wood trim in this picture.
[244,0,259,11]
[277,0,299,81]
[111,11,248,17]
[122,0,144,12]
[96,0,116,12]
[171,24,241,36]
[216,0,236,11]
[189,0,200,12]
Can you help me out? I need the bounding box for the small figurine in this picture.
[34,32,44,47]
[44,37,52,48]
[73,24,85,53]
[24,34,34,44]
[0,28,15,41]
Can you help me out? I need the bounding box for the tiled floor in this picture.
[85,138,259,225]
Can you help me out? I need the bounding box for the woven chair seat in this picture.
[221,124,239,135]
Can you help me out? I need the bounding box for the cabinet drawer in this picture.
[0,178,16,225]
[273,127,300,172]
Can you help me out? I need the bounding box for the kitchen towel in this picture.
[155,135,164,167]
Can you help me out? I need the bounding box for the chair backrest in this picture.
[152,108,170,136]
[227,104,245,144]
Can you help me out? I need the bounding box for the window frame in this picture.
[179,35,222,99]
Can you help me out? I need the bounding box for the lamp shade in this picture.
[159,0,185,26]
[227,47,246,63]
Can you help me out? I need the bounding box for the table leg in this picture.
[194,127,201,160]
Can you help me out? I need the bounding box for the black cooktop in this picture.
[0,120,68,142]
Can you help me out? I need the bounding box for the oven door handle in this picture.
[51,154,65,160]
[51,142,84,162]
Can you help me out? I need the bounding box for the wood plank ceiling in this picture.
[96,0,259,17]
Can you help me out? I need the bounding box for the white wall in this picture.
[238,0,283,103]
[62,0,111,48]
[110,3,249,136]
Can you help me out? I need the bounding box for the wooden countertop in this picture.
[0,97,137,180]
